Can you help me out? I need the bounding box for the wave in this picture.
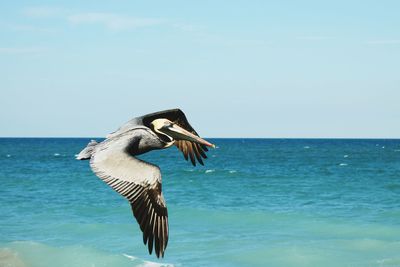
[0,241,174,267]
[123,254,174,267]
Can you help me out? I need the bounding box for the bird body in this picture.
[77,109,214,258]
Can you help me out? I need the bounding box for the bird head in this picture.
[151,118,215,148]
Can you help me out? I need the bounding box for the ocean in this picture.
[0,138,399,267]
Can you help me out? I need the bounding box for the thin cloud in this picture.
[23,6,199,32]
[172,23,197,32]
[8,24,55,33]
[297,36,334,41]
[23,6,164,31]
[367,40,400,45]
[68,12,164,30]
[0,47,44,54]
[193,32,271,47]
[22,6,64,18]
[224,39,271,47]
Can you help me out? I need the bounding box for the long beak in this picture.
[162,124,215,148]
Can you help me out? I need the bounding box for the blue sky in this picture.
[1,1,399,138]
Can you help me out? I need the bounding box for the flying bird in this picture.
[76,109,214,258]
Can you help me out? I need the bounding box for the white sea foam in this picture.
[344,155,349,158]
[0,241,174,267]
[122,253,137,260]
[211,155,216,158]
[339,163,348,166]
[54,153,60,157]
[376,258,395,266]
[6,154,11,158]
[138,261,174,267]
[304,146,310,149]
[229,170,237,173]
[123,254,174,267]
[0,244,173,267]
[205,169,215,173]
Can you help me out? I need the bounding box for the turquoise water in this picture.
[1,138,400,267]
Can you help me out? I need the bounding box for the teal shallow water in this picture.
[0,138,400,266]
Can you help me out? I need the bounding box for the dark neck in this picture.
[125,128,171,156]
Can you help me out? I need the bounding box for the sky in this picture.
[0,0,399,138]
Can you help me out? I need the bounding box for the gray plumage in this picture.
[76,109,214,258]
[76,140,98,160]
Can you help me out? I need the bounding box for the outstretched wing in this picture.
[90,137,168,258]
[142,108,209,166]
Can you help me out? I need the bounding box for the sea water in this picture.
[0,138,399,267]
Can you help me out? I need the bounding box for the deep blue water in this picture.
[0,138,400,267]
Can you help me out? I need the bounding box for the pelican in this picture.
[76,109,214,258]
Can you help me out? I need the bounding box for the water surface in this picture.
[0,138,399,266]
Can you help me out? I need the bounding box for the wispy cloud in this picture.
[0,47,44,54]
[367,40,400,45]
[22,6,164,31]
[297,36,334,41]
[7,24,55,33]
[22,6,64,18]
[193,33,271,47]
[172,23,197,32]
[224,39,271,47]
[67,12,164,30]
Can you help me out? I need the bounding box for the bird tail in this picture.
[76,140,98,160]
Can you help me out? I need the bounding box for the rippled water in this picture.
[0,138,400,267]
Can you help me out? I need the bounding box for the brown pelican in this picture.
[76,109,214,258]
